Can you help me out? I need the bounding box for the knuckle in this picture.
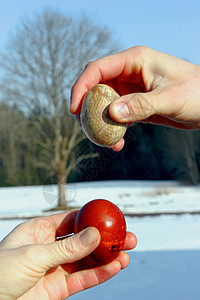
[67,273,86,297]
[84,60,96,70]
[127,94,155,120]
[57,237,77,260]
[31,217,55,244]
[129,46,152,68]
[133,45,151,57]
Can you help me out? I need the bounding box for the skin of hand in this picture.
[0,211,137,300]
[70,46,200,151]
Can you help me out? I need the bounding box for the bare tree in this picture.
[0,10,119,207]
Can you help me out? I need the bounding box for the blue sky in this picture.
[0,0,200,64]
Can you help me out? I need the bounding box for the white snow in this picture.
[0,180,200,299]
[1,180,200,217]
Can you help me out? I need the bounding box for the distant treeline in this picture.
[1,102,200,187]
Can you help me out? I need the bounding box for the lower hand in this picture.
[0,211,137,300]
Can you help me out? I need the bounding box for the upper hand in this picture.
[70,46,200,151]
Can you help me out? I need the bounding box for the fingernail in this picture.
[80,228,97,247]
[112,102,129,120]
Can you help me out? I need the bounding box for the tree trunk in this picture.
[57,171,67,207]
[8,129,17,183]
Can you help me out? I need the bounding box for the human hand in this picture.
[0,211,136,300]
[70,46,200,151]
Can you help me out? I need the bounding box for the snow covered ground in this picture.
[1,180,200,218]
[0,180,200,299]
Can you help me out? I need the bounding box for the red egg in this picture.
[74,199,126,268]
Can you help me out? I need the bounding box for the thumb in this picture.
[28,227,101,273]
[1,228,101,299]
[109,92,158,123]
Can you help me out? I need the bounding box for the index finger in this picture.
[70,51,126,114]
[0,210,79,249]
